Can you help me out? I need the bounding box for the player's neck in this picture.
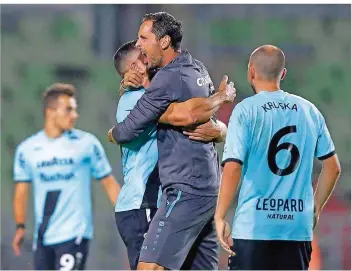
[44,121,65,139]
[161,50,180,67]
[254,80,281,93]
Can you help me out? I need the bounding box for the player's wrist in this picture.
[16,223,26,230]
[213,121,223,143]
[214,213,225,221]
[120,78,126,89]
[120,79,129,92]
[217,91,228,104]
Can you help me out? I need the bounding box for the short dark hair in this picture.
[43,83,76,113]
[113,40,137,76]
[142,12,183,51]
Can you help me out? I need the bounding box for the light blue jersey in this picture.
[114,89,160,213]
[222,90,335,241]
[13,129,112,247]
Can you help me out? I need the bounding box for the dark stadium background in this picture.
[1,4,350,270]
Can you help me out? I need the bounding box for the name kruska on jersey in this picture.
[262,101,298,112]
[256,198,304,221]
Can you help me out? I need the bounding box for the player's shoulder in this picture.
[235,95,258,112]
[193,58,207,71]
[68,129,101,144]
[120,88,145,101]
[16,130,44,152]
[286,92,321,114]
[117,89,145,115]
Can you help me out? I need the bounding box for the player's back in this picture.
[115,89,160,212]
[13,129,112,246]
[228,90,335,241]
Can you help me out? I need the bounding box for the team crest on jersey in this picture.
[36,157,74,168]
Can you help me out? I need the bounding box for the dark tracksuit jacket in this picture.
[112,50,220,196]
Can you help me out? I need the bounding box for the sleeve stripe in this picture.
[14,179,32,183]
[318,150,336,161]
[221,158,243,166]
[96,172,112,181]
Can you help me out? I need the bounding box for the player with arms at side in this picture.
[12,84,121,270]
[109,40,233,270]
[215,45,341,270]
[110,12,236,270]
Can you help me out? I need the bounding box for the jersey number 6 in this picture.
[268,125,300,176]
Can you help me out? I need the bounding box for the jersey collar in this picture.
[257,89,284,95]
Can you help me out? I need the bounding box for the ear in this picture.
[280,68,287,80]
[160,35,171,50]
[249,65,256,80]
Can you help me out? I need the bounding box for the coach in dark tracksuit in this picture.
[111,12,235,270]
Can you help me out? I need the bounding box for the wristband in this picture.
[16,223,26,229]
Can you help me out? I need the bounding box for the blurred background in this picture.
[0,4,350,270]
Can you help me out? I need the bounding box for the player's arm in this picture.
[111,69,180,144]
[13,182,29,256]
[313,112,341,229]
[215,161,241,255]
[90,136,121,206]
[214,104,248,255]
[159,75,236,127]
[12,146,32,256]
[100,174,121,206]
[313,154,341,228]
[13,183,29,228]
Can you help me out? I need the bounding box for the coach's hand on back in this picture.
[218,75,236,103]
[121,69,144,89]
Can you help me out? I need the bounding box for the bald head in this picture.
[249,45,285,81]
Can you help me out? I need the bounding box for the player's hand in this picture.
[214,218,235,256]
[122,69,144,89]
[12,228,25,256]
[107,128,117,144]
[218,75,236,103]
[182,119,220,142]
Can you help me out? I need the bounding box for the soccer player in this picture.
[110,40,233,270]
[215,45,341,270]
[12,83,121,270]
[110,12,236,270]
